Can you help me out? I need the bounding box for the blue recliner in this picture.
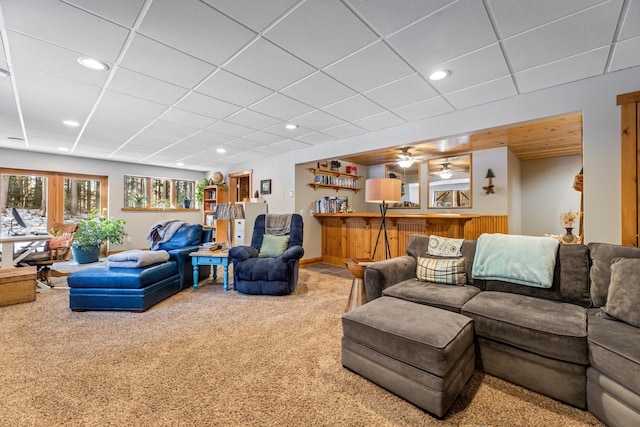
[229,214,304,295]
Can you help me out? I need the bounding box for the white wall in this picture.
[521,155,583,237]
[0,149,206,251]
[225,66,640,254]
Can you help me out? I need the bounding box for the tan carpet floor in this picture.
[0,267,603,426]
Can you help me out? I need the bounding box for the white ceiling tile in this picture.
[225,109,281,130]
[0,76,18,116]
[225,38,315,90]
[325,41,414,92]
[353,112,406,131]
[173,136,217,152]
[262,123,314,138]
[345,0,455,36]
[226,138,270,150]
[517,47,609,93]
[295,132,334,145]
[160,108,217,128]
[444,76,517,110]
[131,129,180,144]
[109,68,189,106]
[8,32,109,87]
[363,74,438,110]
[196,70,273,106]
[610,36,640,71]
[2,0,129,62]
[322,95,385,121]
[243,132,286,144]
[265,0,377,68]
[82,108,150,141]
[143,120,200,138]
[121,35,215,88]
[425,44,510,94]
[250,93,314,120]
[290,110,345,131]
[487,0,605,38]
[101,90,168,117]
[387,0,497,71]
[322,123,367,139]
[392,97,454,122]
[0,113,22,139]
[619,0,640,40]
[504,1,623,72]
[203,0,299,32]
[254,142,292,155]
[282,72,357,108]
[271,139,312,151]
[65,0,146,27]
[197,130,236,144]
[139,0,255,66]
[174,92,241,119]
[205,121,255,137]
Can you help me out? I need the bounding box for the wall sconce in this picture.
[483,169,495,194]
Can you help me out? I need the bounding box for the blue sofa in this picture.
[68,224,210,311]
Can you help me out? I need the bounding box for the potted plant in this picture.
[72,211,127,264]
[129,192,147,208]
[330,160,341,171]
[196,178,209,206]
[180,192,192,209]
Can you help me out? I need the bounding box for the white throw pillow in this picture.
[427,235,464,257]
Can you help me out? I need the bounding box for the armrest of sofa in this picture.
[364,255,417,302]
[282,245,304,261]
[229,245,259,263]
[166,245,199,289]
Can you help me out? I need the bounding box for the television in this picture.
[9,207,27,236]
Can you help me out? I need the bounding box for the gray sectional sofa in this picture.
[342,234,640,426]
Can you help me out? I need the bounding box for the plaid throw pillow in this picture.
[416,257,467,285]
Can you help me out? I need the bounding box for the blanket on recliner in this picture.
[107,249,170,268]
[146,220,187,250]
[472,233,559,288]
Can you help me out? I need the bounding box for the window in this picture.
[124,175,196,210]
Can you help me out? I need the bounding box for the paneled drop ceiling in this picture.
[0,0,638,171]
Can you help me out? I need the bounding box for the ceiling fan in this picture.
[396,147,415,168]
[438,163,453,179]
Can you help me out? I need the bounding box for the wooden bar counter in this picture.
[314,213,508,266]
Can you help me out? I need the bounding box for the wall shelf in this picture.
[309,168,360,192]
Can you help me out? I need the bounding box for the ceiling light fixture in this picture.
[0,68,9,78]
[77,57,109,71]
[397,147,415,168]
[176,162,184,166]
[63,120,80,127]
[57,147,69,152]
[285,123,298,130]
[439,163,453,179]
[216,148,226,153]
[428,70,450,81]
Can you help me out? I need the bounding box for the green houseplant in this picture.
[72,211,127,264]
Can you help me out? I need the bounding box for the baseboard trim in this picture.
[300,257,322,267]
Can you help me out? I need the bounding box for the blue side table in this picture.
[189,251,230,291]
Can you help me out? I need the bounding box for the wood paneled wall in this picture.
[315,214,508,266]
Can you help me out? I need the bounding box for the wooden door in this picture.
[228,170,252,203]
[618,91,640,246]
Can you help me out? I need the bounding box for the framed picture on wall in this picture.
[260,179,272,195]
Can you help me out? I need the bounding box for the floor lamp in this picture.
[366,178,401,259]
[215,202,245,248]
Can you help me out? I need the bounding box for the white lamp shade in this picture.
[365,178,402,203]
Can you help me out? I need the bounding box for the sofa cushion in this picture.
[588,308,640,395]
[406,235,477,286]
[461,291,588,364]
[478,243,591,307]
[427,235,463,257]
[416,257,466,285]
[588,242,640,307]
[67,261,178,289]
[383,278,480,313]
[233,257,289,281]
[342,296,473,377]
[601,258,640,328]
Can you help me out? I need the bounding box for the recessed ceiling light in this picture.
[63,120,80,127]
[176,162,184,166]
[428,70,450,81]
[285,123,298,130]
[0,68,9,78]
[57,147,69,152]
[216,148,226,153]
[77,57,109,71]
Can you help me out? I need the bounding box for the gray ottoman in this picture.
[341,296,474,418]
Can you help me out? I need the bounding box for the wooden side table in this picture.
[344,258,372,312]
[189,251,230,291]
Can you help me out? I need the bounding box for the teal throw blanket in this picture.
[472,233,560,288]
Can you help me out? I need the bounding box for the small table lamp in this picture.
[365,178,401,259]
[215,203,245,248]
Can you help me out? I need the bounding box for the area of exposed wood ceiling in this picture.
[338,112,583,166]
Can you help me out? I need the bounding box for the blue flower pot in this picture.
[72,245,100,264]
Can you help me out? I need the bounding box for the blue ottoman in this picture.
[68,261,181,312]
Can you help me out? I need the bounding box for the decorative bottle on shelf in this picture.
[562,227,577,244]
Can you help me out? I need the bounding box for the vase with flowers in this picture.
[560,210,582,244]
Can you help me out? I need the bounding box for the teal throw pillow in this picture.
[259,235,290,258]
